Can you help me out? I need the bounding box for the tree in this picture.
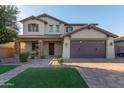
[0,5,19,44]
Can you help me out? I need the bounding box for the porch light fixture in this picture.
[65,42,68,47]
[110,42,113,46]
[80,41,82,43]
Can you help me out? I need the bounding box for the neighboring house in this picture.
[115,35,124,56]
[19,13,118,59]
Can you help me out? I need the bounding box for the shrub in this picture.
[40,56,46,59]
[56,55,62,58]
[30,54,35,59]
[19,53,29,63]
[30,51,37,59]
[57,57,64,65]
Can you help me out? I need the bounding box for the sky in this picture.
[17,5,124,35]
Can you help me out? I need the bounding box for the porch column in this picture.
[38,40,43,57]
[62,36,70,59]
[106,37,115,59]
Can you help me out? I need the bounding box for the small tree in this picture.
[0,5,19,44]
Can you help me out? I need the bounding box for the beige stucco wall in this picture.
[43,42,49,56]
[106,37,115,59]
[62,36,70,59]
[25,42,32,53]
[23,19,45,35]
[55,42,62,56]
[39,16,65,35]
[71,28,107,39]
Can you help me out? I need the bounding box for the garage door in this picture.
[70,40,106,58]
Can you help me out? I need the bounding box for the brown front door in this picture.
[49,43,54,55]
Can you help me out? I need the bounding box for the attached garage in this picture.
[62,24,118,59]
[70,40,106,58]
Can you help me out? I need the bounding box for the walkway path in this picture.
[0,59,51,85]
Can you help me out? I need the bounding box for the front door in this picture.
[49,43,54,55]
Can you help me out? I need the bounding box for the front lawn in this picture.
[0,65,19,74]
[0,67,88,88]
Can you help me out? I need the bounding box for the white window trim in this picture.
[49,25,54,32]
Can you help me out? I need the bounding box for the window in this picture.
[66,27,73,32]
[49,25,53,32]
[32,42,38,51]
[56,25,60,32]
[28,24,39,32]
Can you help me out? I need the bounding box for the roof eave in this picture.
[62,25,118,38]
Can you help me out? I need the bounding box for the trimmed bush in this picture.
[57,57,64,65]
[40,56,46,59]
[19,53,29,63]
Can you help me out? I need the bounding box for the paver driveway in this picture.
[63,62,124,88]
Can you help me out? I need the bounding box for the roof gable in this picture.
[63,24,118,38]
[37,13,68,24]
[20,16,47,24]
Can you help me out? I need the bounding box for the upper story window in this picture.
[49,25,53,32]
[56,25,60,32]
[66,27,73,32]
[28,24,39,32]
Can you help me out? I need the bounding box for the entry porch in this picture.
[19,38,63,58]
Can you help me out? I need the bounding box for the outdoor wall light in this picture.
[80,41,82,43]
[65,42,68,47]
[110,42,113,46]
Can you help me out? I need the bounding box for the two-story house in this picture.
[19,13,118,59]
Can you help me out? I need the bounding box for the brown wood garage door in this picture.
[70,40,106,58]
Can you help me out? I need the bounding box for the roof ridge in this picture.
[37,13,68,24]
[20,16,47,23]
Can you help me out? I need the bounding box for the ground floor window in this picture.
[32,42,38,51]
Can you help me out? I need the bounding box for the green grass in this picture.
[0,65,19,74]
[0,67,88,88]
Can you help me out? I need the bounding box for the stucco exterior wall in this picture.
[23,19,45,35]
[25,42,32,53]
[39,16,65,35]
[71,28,107,39]
[62,36,70,59]
[43,42,49,56]
[106,37,115,59]
[55,42,62,56]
